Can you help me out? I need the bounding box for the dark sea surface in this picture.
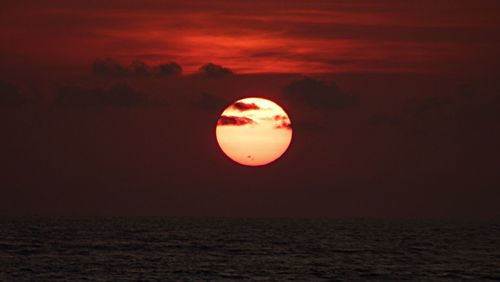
[0,218,499,281]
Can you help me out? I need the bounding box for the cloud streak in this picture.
[232,101,259,111]
[274,115,292,129]
[217,115,255,126]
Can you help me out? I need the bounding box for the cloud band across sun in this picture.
[232,101,260,111]
[217,115,255,126]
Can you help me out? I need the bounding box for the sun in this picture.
[216,97,293,166]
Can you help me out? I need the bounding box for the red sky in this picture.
[2,0,500,74]
[1,1,499,218]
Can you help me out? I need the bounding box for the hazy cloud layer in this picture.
[0,71,499,218]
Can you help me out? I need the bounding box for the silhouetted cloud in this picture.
[232,101,259,111]
[283,76,355,110]
[198,63,233,78]
[92,58,128,76]
[92,58,182,77]
[130,61,151,76]
[0,81,25,107]
[195,92,228,111]
[158,62,182,76]
[217,115,254,126]
[55,83,146,107]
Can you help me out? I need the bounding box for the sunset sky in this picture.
[2,0,500,74]
[1,0,499,218]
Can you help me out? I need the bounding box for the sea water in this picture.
[1,217,499,281]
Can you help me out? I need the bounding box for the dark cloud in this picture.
[195,92,228,111]
[198,63,233,78]
[55,83,146,107]
[283,76,355,110]
[232,101,259,111]
[158,62,182,76]
[130,61,151,76]
[92,58,128,76]
[217,115,254,126]
[92,58,182,77]
[0,81,24,107]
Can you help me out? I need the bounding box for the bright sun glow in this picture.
[216,97,293,166]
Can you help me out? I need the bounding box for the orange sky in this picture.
[2,0,500,74]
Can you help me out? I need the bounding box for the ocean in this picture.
[1,218,499,281]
